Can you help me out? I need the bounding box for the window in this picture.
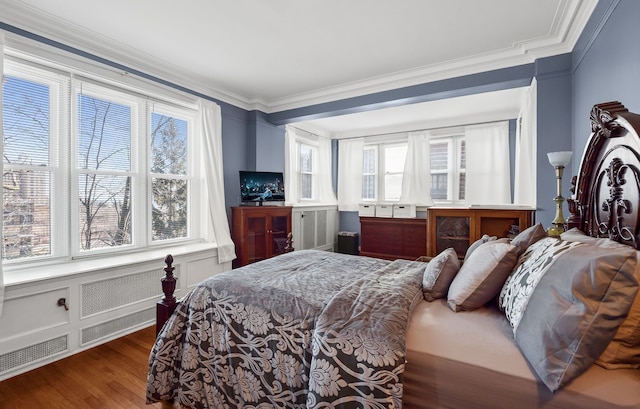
[430,135,465,202]
[150,107,190,241]
[2,58,199,264]
[299,143,315,200]
[361,142,407,202]
[362,146,377,200]
[3,70,59,259]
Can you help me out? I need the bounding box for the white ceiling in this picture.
[1,0,596,136]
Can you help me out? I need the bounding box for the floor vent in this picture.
[81,267,178,317]
[81,308,155,345]
[0,335,68,375]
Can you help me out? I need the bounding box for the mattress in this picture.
[403,299,640,409]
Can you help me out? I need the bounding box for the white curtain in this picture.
[0,32,4,316]
[337,138,364,211]
[284,126,299,206]
[514,78,537,206]
[399,131,434,206]
[199,99,236,263]
[284,126,337,205]
[316,136,338,205]
[465,121,511,205]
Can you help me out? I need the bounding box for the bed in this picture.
[147,101,640,408]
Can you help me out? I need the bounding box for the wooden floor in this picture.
[0,326,178,409]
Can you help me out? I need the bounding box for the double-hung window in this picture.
[430,134,465,202]
[2,57,200,265]
[362,141,407,202]
[299,142,316,200]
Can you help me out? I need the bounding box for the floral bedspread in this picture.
[146,250,424,408]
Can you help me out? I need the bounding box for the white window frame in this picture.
[298,141,317,201]
[2,54,202,269]
[430,133,465,204]
[362,138,407,202]
[361,145,378,202]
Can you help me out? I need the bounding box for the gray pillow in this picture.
[422,248,460,301]
[499,237,638,391]
[560,228,640,369]
[510,222,546,256]
[448,241,518,312]
[464,234,496,263]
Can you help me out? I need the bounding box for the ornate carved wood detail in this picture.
[594,157,638,247]
[568,101,640,249]
[574,102,628,213]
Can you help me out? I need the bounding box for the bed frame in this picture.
[155,232,294,334]
[156,101,640,332]
[567,101,640,249]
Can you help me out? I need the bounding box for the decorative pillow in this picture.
[463,234,496,263]
[560,228,640,369]
[499,237,581,332]
[422,248,460,301]
[499,237,638,391]
[447,241,517,312]
[510,222,546,256]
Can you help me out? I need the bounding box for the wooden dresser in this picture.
[359,217,427,261]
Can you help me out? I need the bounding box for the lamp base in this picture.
[547,224,564,237]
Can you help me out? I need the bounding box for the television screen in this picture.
[239,171,285,202]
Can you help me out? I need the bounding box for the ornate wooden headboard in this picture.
[568,101,640,249]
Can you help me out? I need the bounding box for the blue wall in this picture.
[571,0,640,175]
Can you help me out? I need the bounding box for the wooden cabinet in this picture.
[427,208,535,258]
[360,217,427,260]
[231,206,292,268]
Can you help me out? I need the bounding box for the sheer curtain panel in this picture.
[284,126,300,206]
[399,131,434,206]
[316,135,338,205]
[514,78,537,206]
[0,32,5,315]
[338,138,364,211]
[200,99,236,263]
[465,121,511,205]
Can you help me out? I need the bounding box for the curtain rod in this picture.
[289,118,513,141]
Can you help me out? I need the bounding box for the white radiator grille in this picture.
[302,211,316,249]
[316,210,328,246]
[0,335,68,375]
[81,308,155,345]
[81,267,178,317]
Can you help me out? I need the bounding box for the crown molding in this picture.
[0,1,259,111]
[1,0,597,114]
[266,0,598,113]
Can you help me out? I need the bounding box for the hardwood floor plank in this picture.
[0,326,178,409]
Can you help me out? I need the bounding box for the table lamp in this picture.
[547,151,572,237]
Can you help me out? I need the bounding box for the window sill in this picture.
[4,242,220,287]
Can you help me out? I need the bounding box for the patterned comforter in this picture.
[146,250,424,408]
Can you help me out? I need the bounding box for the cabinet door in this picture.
[269,214,290,257]
[433,214,471,258]
[246,215,268,264]
[403,223,427,259]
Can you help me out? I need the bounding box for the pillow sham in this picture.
[422,248,460,301]
[510,222,546,256]
[499,236,638,391]
[448,241,517,312]
[464,234,496,263]
[560,228,640,369]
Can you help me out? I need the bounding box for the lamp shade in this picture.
[547,151,572,167]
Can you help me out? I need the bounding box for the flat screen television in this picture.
[239,171,286,203]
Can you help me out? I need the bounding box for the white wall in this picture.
[0,245,230,381]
